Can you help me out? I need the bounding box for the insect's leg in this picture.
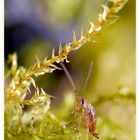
[30,117,34,129]
[71,108,76,114]
[93,132,99,139]
[73,109,77,118]
[86,128,89,140]
[71,105,81,114]
[71,100,83,117]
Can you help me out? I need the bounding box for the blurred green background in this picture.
[5,0,135,139]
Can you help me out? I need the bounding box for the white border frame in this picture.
[0,0,4,139]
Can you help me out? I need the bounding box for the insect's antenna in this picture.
[83,61,94,91]
[60,62,77,94]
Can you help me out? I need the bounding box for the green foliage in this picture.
[5,0,134,140]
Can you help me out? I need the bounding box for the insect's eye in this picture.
[82,99,84,104]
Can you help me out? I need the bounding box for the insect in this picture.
[60,62,99,140]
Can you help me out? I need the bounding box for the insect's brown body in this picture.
[82,99,96,134]
[75,95,98,138]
